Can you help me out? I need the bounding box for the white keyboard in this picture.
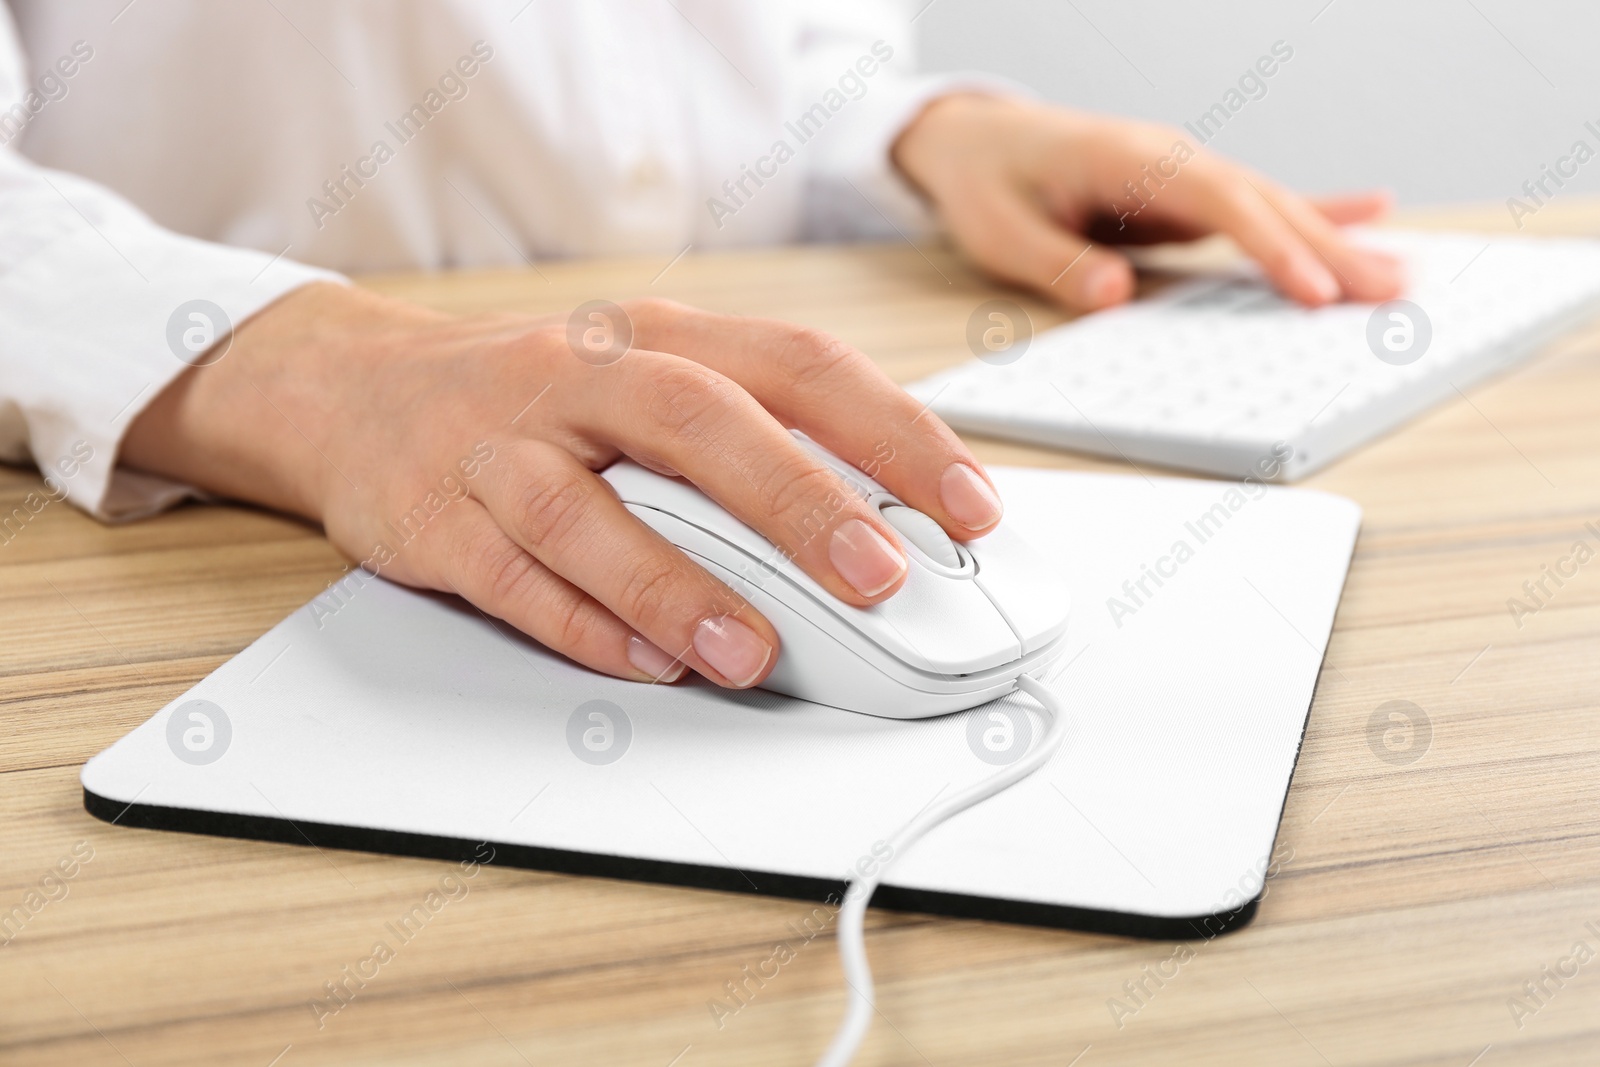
[908,230,1600,481]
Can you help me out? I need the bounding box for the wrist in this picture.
[121,282,441,523]
[892,93,1075,203]
[892,93,1020,192]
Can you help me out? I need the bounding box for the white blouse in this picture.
[0,0,990,520]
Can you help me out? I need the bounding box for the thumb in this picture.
[952,190,1135,312]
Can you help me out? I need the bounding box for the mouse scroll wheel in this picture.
[879,505,961,568]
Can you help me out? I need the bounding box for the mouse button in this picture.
[966,525,1072,653]
[616,498,940,669]
[620,502,776,585]
[602,461,1018,672]
[879,505,964,571]
[787,430,886,499]
[600,459,694,509]
[643,514,976,679]
[605,460,784,560]
[624,500,1016,674]
[861,565,1020,673]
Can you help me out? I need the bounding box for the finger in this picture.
[556,347,913,607]
[953,188,1136,312]
[1255,182,1406,302]
[1165,164,1373,306]
[623,300,1006,542]
[1081,210,1209,247]
[1310,189,1393,226]
[1084,189,1392,247]
[416,496,690,685]
[472,437,780,689]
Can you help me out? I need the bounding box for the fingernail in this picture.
[693,615,772,688]
[1369,251,1408,292]
[940,463,1003,532]
[1085,262,1130,306]
[627,633,686,683]
[829,518,907,597]
[1296,256,1341,303]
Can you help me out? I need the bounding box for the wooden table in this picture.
[6,202,1600,1066]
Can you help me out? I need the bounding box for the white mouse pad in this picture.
[81,468,1360,937]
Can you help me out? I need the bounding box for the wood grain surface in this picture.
[4,202,1600,1066]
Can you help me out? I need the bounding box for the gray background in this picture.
[917,0,1600,208]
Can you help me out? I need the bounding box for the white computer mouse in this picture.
[600,434,1071,718]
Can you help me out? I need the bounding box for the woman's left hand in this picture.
[892,94,1407,312]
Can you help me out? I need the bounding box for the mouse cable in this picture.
[815,672,1068,1067]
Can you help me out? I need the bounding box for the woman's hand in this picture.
[893,94,1407,311]
[121,283,1003,690]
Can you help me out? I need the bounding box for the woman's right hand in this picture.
[122,282,1005,690]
